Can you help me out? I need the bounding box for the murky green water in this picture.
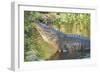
[48,50,90,60]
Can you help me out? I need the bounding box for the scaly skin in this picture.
[34,22,90,54]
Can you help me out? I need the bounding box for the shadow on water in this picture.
[48,50,90,60]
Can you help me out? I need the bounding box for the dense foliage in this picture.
[24,11,90,61]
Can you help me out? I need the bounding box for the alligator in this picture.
[34,21,90,55]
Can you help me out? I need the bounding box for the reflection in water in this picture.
[48,50,90,60]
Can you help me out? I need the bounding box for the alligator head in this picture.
[34,21,60,51]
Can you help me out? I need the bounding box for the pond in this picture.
[48,50,90,60]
